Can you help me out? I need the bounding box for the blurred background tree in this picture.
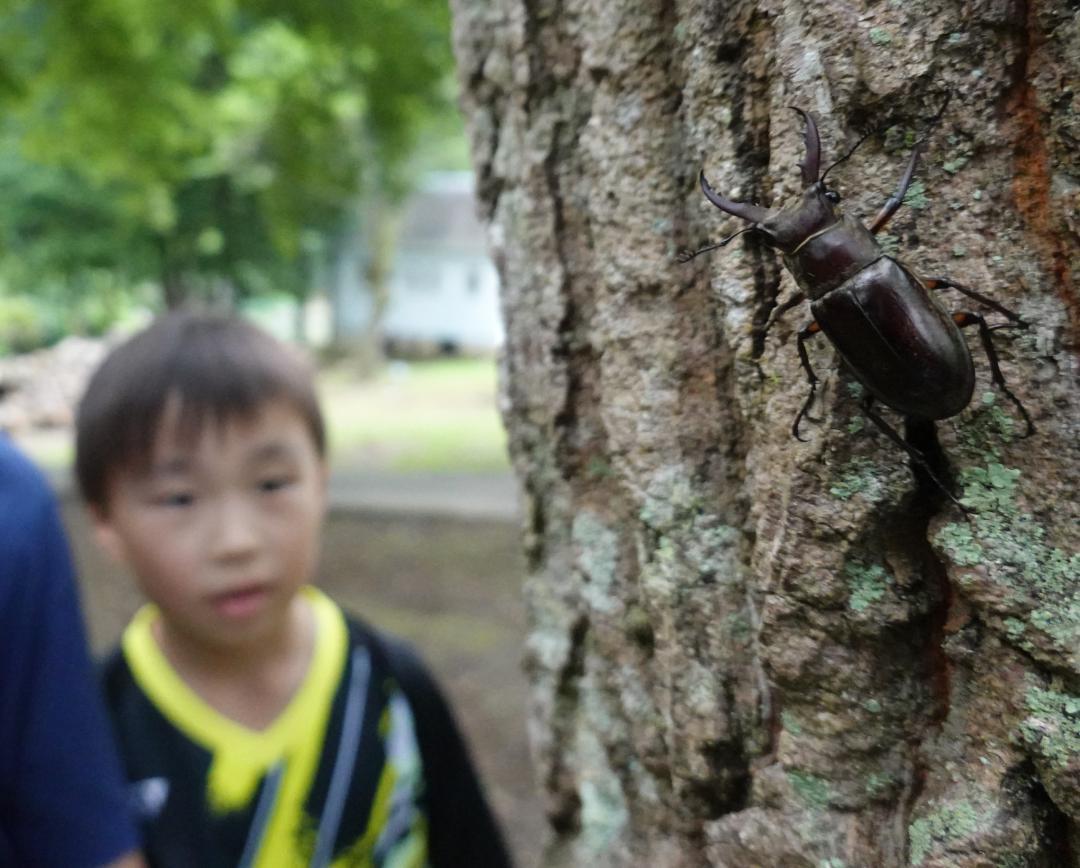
[0,0,463,350]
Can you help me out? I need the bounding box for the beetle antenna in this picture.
[928,90,953,130]
[820,92,953,185]
[820,129,874,184]
[676,227,758,263]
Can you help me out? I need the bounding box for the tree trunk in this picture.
[451,1,1079,865]
[354,197,400,370]
[157,235,189,311]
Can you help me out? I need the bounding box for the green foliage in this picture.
[0,0,459,314]
[0,138,156,340]
[0,294,43,353]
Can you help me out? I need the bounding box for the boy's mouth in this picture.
[210,584,272,619]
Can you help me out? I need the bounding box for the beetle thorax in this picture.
[781,212,884,299]
[759,186,839,253]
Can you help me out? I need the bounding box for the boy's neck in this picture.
[152,593,316,732]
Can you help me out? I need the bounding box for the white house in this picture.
[327,171,503,354]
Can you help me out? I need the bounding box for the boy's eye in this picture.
[157,492,195,508]
[258,477,293,494]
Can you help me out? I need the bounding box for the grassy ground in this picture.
[320,357,510,474]
[17,356,511,477]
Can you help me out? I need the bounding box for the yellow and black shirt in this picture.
[102,587,511,868]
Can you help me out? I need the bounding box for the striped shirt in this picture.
[103,587,511,867]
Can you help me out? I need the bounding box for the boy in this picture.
[75,311,512,867]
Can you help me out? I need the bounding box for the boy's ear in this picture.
[88,504,130,567]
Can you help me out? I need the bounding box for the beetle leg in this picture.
[859,396,967,510]
[952,311,1035,437]
[869,95,952,235]
[923,276,1027,326]
[792,320,823,441]
[765,291,807,333]
[868,142,924,234]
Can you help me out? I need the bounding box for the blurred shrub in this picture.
[0,296,46,354]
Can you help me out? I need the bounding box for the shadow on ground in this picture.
[61,496,545,867]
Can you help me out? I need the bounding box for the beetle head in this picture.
[698,108,843,254]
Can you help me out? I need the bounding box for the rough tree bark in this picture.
[450,1,1079,865]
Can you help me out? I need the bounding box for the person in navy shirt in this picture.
[0,434,143,867]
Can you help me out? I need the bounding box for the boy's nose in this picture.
[210,495,260,561]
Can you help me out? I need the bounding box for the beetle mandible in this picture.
[682,102,1033,499]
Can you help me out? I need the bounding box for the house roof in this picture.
[397,172,489,255]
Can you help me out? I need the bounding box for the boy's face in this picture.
[92,397,328,652]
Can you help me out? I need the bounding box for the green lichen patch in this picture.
[725,611,752,642]
[1019,684,1080,816]
[884,125,918,153]
[585,456,614,480]
[869,26,893,45]
[878,233,901,255]
[941,156,969,174]
[1022,685,1080,758]
[1003,617,1026,639]
[935,521,984,566]
[641,508,743,604]
[932,462,1080,672]
[829,457,887,501]
[638,475,700,531]
[573,511,621,615]
[903,180,930,210]
[845,560,890,612]
[864,770,896,799]
[575,721,631,859]
[781,709,804,735]
[908,798,994,865]
[959,462,1021,514]
[789,770,832,810]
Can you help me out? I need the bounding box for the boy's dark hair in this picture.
[76,310,326,509]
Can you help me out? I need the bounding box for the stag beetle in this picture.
[682,102,1033,502]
